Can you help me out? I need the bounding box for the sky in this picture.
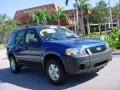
[0,0,119,18]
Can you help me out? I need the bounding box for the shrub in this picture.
[105,27,120,50]
[81,32,101,39]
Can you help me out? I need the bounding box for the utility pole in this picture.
[108,0,113,28]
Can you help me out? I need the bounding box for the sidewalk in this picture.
[0,49,7,60]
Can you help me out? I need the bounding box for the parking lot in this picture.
[0,49,120,90]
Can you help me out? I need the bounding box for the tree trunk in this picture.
[105,23,107,31]
[105,22,107,36]
[117,18,120,26]
[37,17,39,25]
[73,9,77,33]
[80,4,85,35]
[86,19,90,34]
[98,24,101,35]
[58,18,60,26]
[75,2,79,34]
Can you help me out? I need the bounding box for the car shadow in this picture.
[0,67,98,90]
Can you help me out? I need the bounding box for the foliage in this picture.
[51,7,69,25]
[89,0,109,23]
[66,0,90,8]
[0,14,18,43]
[112,5,120,19]
[77,0,90,10]
[29,8,69,25]
[29,9,52,25]
[66,0,90,34]
[112,5,120,26]
[82,32,101,39]
[105,27,120,50]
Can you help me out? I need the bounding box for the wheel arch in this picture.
[8,53,15,61]
[43,52,66,73]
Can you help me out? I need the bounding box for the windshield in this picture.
[38,26,79,41]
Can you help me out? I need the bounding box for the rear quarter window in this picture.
[15,30,25,45]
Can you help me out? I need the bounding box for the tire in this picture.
[9,56,21,73]
[46,59,66,85]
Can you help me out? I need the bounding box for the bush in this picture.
[81,32,101,39]
[105,27,120,50]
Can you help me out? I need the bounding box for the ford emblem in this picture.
[96,47,101,51]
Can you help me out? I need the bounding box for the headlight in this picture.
[66,46,86,56]
[105,42,110,49]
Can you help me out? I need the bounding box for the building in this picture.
[14,4,56,25]
[14,3,91,32]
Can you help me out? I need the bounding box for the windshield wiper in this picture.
[49,37,62,40]
[65,36,78,39]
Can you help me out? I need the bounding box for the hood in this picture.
[44,38,106,49]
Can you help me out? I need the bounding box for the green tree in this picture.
[0,14,9,42]
[29,9,51,25]
[51,7,69,25]
[89,0,109,34]
[0,14,8,23]
[0,14,18,43]
[112,5,120,26]
[66,0,90,34]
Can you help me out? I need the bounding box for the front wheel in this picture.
[46,59,66,85]
[10,56,21,73]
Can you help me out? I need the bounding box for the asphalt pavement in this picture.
[0,49,120,90]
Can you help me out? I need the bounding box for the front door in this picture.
[23,28,43,64]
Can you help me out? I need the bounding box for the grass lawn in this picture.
[0,44,5,49]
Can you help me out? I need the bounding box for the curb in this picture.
[112,50,120,55]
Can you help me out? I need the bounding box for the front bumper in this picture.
[63,49,112,75]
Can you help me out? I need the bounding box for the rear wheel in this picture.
[46,59,66,85]
[10,56,21,73]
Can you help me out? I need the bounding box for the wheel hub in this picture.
[10,59,15,71]
[48,64,60,81]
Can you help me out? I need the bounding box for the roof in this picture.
[14,4,91,25]
[65,9,91,17]
[14,4,56,23]
[15,3,56,14]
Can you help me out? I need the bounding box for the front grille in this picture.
[89,45,106,54]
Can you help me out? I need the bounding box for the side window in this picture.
[25,30,38,44]
[15,30,25,45]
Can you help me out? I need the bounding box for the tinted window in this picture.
[38,26,78,41]
[15,30,25,45]
[25,29,38,44]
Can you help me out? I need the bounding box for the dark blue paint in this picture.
[6,26,106,59]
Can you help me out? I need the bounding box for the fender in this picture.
[42,51,65,67]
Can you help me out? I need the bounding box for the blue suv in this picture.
[6,25,112,85]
